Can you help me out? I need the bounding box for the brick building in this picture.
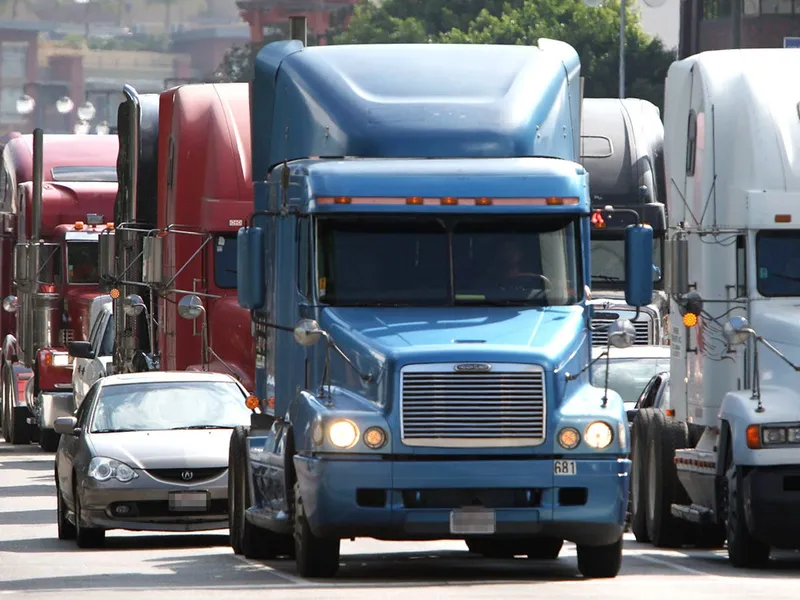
[680,0,800,56]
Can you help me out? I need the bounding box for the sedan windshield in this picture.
[591,357,670,405]
[317,216,582,306]
[89,381,251,433]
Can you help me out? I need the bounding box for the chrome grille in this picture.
[592,317,652,346]
[60,329,74,345]
[400,363,546,448]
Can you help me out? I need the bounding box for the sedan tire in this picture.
[55,476,76,540]
[74,482,105,549]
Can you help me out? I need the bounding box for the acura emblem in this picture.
[454,363,492,372]
[181,471,194,481]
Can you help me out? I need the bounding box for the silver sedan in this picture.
[53,371,255,548]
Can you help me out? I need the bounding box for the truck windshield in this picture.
[67,241,99,283]
[756,230,800,297]
[214,234,237,289]
[591,235,664,290]
[316,216,582,306]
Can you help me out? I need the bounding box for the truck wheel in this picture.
[40,428,59,452]
[645,411,689,548]
[294,480,340,577]
[229,426,293,559]
[630,408,656,542]
[55,474,76,540]
[74,482,105,549]
[726,465,770,568]
[8,406,31,445]
[576,536,623,578]
[524,537,563,560]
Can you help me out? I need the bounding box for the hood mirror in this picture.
[2,295,18,313]
[608,318,635,349]
[122,294,146,317]
[294,319,324,347]
[723,315,752,346]
[177,294,205,320]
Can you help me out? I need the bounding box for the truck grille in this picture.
[400,363,546,448]
[591,315,651,346]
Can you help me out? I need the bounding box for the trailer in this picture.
[581,98,668,345]
[631,48,800,567]
[0,131,118,450]
[229,20,655,580]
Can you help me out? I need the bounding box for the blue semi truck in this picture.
[229,24,654,580]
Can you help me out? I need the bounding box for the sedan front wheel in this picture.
[74,482,105,549]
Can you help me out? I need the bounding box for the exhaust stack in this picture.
[289,16,307,46]
[31,128,43,242]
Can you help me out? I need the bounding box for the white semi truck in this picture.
[630,48,800,567]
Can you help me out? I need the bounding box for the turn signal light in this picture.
[441,197,458,205]
[683,313,698,328]
[109,288,121,299]
[245,395,259,410]
[333,196,351,204]
[406,197,423,205]
[746,424,761,449]
[74,221,84,230]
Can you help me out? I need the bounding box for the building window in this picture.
[743,0,760,14]
[0,41,28,124]
[704,0,733,18]
[761,0,794,12]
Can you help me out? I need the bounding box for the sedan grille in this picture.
[145,467,227,484]
[400,363,546,448]
[592,313,652,346]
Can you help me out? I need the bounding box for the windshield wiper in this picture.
[592,275,622,283]
[459,299,546,307]
[170,425,233,430]
[774,273,800,284]
[340,301,416,307]
[92,428,139,433]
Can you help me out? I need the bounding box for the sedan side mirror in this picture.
[68,341,95,360]
[53,416,79,436]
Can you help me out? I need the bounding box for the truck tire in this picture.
[726,465,770,568]
[3,364,30,445]
[645,410,690,548]
[229,426,292,559]
[40,428,60,452]
[524,537,563,560]
[294,480,340,577]
[576,536,623,578]
[630,408,656,542]
[465,538,517,558]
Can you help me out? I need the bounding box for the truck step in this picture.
[26,417,36,425]
[671,503,716,524]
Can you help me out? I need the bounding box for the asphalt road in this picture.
[2,440,800,599]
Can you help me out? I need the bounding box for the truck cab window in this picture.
[316,216,581,306]
[214,235,237,289]
[67,241,99,283]
[99,316,115,356]
[591,235,663,290]
[755,230,800,297]
[37,245,62,287]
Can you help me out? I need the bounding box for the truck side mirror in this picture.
[237,225,265,310]
[2,295,18,313]
[67,340,95,359]
[623,223,654,307]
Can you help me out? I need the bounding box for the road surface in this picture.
[2,440,799,599]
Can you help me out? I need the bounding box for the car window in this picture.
[98,315,114,356]
[634,376,657,409]
[591,356,670,404]
[90,380,251,433]
[77,383,100,427]
[87,313,105,347]
[655,379,671,409]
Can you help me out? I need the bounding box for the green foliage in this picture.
[330,0,676,109]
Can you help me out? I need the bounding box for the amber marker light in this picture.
[245,395,259,410]
[406,196,424,205]
[746,424,761,449]
[683,313,698,328]
[109,288,121,299]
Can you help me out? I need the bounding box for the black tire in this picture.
[294,480,340,577]
[630,408,655,542]
[645,411,690,548]
[576,536,623,578]
[40,428,60,452]
[726,465,770,568]
[55,475,75,540]
[464,538,517,558]
[8,405,31,445]
[229,426,293,559]
[74,481,105,549]
[525,537,563,560]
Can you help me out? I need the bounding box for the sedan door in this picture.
[57,384,98,507]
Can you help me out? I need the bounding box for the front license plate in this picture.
[169,491,209,512]
[449,507,496,535]
[554,460,577,475]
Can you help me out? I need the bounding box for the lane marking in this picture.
[631,553,723,578]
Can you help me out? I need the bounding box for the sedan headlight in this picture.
[88,457,139,483]
[584,421,614,450]
[328,420,359,449]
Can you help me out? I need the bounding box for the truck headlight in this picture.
[328,420,359,449]
[558,427,581,450]
[585,421,614,450]
[88,457,138,483]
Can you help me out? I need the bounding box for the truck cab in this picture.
[581,98,668,345]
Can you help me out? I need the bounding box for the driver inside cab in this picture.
[492,239,549,301]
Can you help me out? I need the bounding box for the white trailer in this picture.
[630,48,800,567]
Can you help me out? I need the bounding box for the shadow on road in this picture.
[0,508,55,526]
[0,483,55,498]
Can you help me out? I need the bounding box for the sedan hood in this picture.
[88,429,234,469]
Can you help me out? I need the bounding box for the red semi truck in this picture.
[0,131,118,449]
[101,84,253,389]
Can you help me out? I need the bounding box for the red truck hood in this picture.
[206,296,254,392]
[64,288,106,342]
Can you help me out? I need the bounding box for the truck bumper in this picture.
[38,391,75,429]
[294,456,629,546]
[743,465,800,549]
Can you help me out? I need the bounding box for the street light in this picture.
[16,95,35,115]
